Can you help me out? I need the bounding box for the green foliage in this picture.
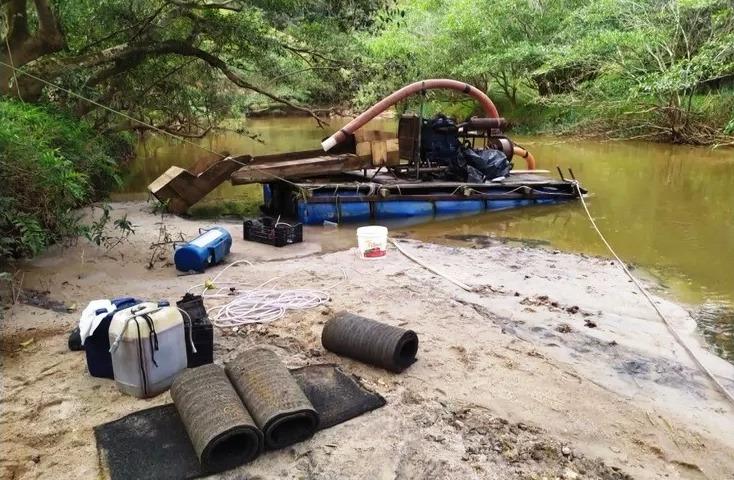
[357,0,734,143]
[0,98,130,259]
[80,204,136,250]
[1,0,392,133]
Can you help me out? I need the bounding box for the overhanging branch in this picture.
[38,39,327,127]
[179,43,328,127]
[168,0,244,12]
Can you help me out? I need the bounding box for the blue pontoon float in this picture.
[261,174,580,225]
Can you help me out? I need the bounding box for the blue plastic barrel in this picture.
[174,227,232,272]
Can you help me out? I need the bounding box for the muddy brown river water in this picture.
[116,116,734,360]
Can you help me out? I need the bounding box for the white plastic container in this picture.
[108,302,187,398]
[357,226,388,259]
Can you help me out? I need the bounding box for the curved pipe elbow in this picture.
[513,146,537,170]
[322,79,500,151]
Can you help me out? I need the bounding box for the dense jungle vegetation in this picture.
[362,0,734,144]
[1,0,733,258]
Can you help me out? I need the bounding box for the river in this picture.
[116,116,734,361]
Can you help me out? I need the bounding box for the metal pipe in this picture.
[464,117,508,130]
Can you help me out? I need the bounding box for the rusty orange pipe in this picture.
[321,79,500,151]
[513,146,536,170]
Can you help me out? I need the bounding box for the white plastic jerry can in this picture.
[108,301,187,398]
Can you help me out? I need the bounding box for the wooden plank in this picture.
[148,157,246,214]
[354,130,395,142]
[398,115,420,161]
[356,141,371,160]
[294,179,577,193]
[228,147,365,167]
[249,149,327,165]
[231,154,371,184]
[373,180,570,190]
[301,192,577,203]
[386,138,400,166]
[371,141,387,166]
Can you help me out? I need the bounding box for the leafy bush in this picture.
[0,99,131,259]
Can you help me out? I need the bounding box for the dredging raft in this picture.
[149,79,586,222]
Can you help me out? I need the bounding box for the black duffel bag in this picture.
[461,148,512,181]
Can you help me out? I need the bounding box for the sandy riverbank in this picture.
[1,202,733,479]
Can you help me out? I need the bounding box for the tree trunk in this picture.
[1,0,65,98]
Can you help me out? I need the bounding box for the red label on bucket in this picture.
[363,247,386,258]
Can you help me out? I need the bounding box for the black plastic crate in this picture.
[243,217,303,247]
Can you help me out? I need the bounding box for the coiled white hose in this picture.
[188,260,344,328]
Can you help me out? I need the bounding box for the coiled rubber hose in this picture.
[226,348,319,449]
[170,364,263,473]
[322,312,419,372]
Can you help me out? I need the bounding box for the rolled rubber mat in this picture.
[226,348,319,449]
[170,364,262,472]
[290,364,386,429]
[95,364,383,480]
[322,312,419,372]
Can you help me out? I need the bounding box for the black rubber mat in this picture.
[227,349,319,449]
[170,364,263,473]
[290,364,384,429]
[95,364,385,480]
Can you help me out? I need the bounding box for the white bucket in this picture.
[357,226,388,259]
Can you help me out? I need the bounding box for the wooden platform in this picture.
[148,148,359,213]
[287,169,577,191]
[230,154,372,184]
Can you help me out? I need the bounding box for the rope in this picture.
[448,184,573,199]
[3,19,22,100]
[186,259,346,328]
[0,59,304,189]
[389,238,472,291]
[572,181,734,406]
[176,307,198,354]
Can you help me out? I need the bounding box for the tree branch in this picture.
[33,0,64,49]
[279,43,342,65]
[112,122,213,138]
[138,58,195,97]
[77,3,169,55]
[181,43,328,127]
[168,0,244,12]
[1,0,65,97]
[39,39,327,127]
[4,0,29,45]
[269,65,341,82]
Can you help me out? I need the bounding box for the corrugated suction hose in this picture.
[170,364,263,473]
[226,348,319,449]
[322,312,419,372]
